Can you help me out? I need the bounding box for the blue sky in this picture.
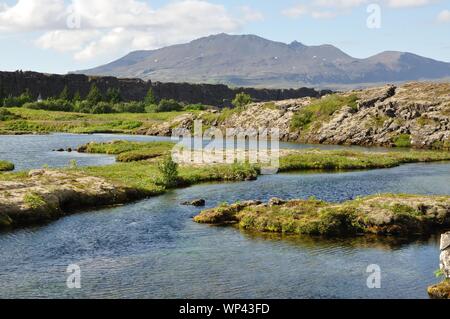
[0,0,449,74]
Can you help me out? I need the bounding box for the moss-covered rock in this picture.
[428,280,450,299]
[0,160,14,172]
[195,194,450,237]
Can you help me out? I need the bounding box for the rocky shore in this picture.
[139,82,450,150]
[0,169,147,229]
[428,232,450,299]
[194,194,450,237]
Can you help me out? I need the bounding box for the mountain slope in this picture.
[77,33,450,88]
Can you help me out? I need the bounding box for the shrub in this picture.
[291,94,359,130]
[144,88,157,105]
[0,108,20,121]
[145,104,158,113]
[91,102,114,114]
[59,85,70,101]
[157,156,179,188]
[291,110,314,129]
[106,88,122,104]
[113,101,145,113]
[0,160,14,172]
[394,134,412,148]
[156,99,183,112]
[2,90,33,107]
[24,99,74,112]
[184,103,207,111]
[86,84,103,106]
[232,92,252,109]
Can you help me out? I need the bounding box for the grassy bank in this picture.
[194,194,450,237]
[0,160,14,172]
[0,107,194,134]
[279,149,450,172]
[1,140,450,230]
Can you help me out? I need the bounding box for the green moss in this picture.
[24,193,47,209]
[291,94,359,131]
[0,160,14,172]
[195,194,450,237]
[428,279,450,299]
[394,134,412,148]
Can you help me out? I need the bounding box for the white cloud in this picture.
[0,0,66,31]
[239,6,264,22]
[437,9,450,23]
[0,0,244,61]
[313,0,368,8]
[387,0,433,8]
[282,4,308,18]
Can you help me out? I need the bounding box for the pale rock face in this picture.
[140,82,450,150]
[441,232,450,279]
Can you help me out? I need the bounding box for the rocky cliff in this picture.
[0,71,324,107]
[142,82,449,150]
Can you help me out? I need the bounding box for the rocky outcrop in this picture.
[153,82,449,149]
[0,169,146,229]
[0,71,324,107]
[428,232,450,299]
[194,194,450,236]
[303,83,450,149]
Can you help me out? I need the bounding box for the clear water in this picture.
[0,134,448,299]
[0,133,394,171]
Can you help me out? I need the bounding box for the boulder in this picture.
[440,232,450,279]
[182,199,206,207]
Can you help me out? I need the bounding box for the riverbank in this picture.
[1,139,450,230]
[194,194,450,236]
[1,82,449,150]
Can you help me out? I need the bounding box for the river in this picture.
[0,134,448,298]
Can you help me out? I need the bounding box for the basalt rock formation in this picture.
[140,82,450,150]
[0,71,324,107]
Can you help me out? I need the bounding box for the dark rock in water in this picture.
[56,148,65,152]
[67,148,72,153]
[182,199,206,207]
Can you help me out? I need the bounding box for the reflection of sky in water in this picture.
[0,160,448,299]
[0,133,399,171]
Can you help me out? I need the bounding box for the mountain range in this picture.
[77,33,450,89]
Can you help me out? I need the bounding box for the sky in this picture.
[0,0,449,74]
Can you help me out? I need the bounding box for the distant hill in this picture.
[77,33,450,89]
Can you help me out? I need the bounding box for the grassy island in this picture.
[194,194,450,237]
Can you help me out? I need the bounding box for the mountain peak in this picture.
[76,33,450,89]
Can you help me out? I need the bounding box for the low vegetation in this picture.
[0,160,14,172]
[291,94,358,131]
[393,134,412,148]
[278,149,450,172]
[194,194,450,237]
[428,279,450,299]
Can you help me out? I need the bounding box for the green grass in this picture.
[278,149,450,172]
[394,134,412,148]
[78,140,175,162]
[291,94,359,131]
[195,194,450,236]
[0,160,14,172]
[23,193,47,209]
[0,108,197,134]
